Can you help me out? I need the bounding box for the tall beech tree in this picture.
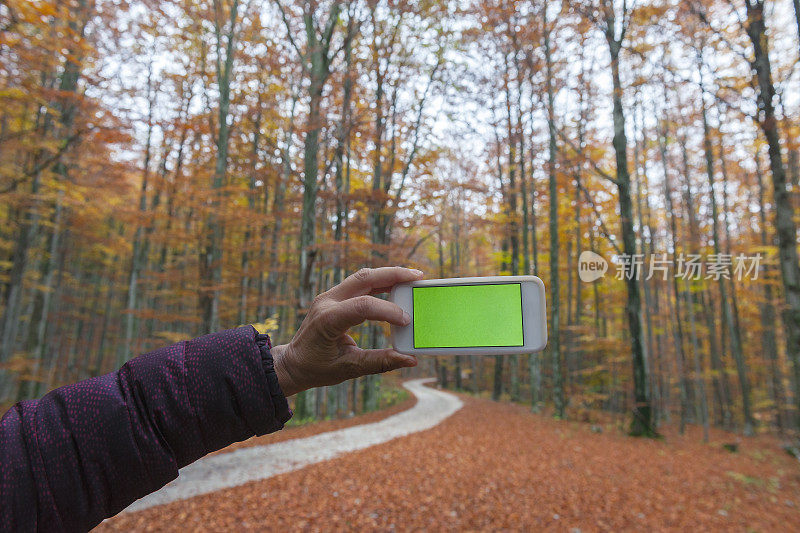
[276,0,348,323]
[587,0,655,436]
[543,2,565,419]
[742,0,800,428]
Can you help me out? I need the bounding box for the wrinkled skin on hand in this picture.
[271,267,423,397]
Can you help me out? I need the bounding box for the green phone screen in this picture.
[412,283,524,348]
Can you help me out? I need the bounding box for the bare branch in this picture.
[555,126,620,186]
[1,126,94,196]
[273,0,307,69]
[688,1,750,63]
[391,51,444,209]
[576,178,623,256]
[405,230,437,260]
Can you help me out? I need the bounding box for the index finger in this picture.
[328,267,423,301]
[323,296,409,335]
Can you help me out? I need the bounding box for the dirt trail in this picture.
[122,378,462,513]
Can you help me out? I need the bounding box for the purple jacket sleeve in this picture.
[0,326,291,531]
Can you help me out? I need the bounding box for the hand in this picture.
[271,267,424,397]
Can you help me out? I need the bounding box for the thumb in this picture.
[349,347,417,377]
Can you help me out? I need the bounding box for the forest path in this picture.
[105,389,800,531]
[123,378,462,513]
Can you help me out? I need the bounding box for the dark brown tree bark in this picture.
[601,3,654,436]
[755,152,787,430]
[744,0,800,429]
[544,9,564,418]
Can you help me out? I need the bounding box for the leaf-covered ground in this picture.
[100,393,800,532]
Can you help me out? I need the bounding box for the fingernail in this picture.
[405,356,418,367]
[411,269,423,277]
[402,311,411,325]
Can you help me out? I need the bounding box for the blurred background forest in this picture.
[1,0,799,439]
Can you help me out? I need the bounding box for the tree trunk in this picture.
[296,4,343,336]
[755,152,787,430]
[699,79,754,434]
[492,356,503,401]
[605,32,654,436]
[544,18,564,418]
[679,131,732,428]
[295,116,318,421]
[657,119,691,432]
[501,55,521,403]
[364,26,389,414]
[745,0,800,430]
[266,94,297,321]
[684,278,710,442]
[240,99,264,326]
[633,107,655,421]
[122,68,155,366]
[200,0,240,333]
[0,168,40,368]
[25,191,64,399]
[298,76,322,320]
[333,14,355,285]
[793,0,800,58]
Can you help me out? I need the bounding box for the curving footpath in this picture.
[124,378,462,512]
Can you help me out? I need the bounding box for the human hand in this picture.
[271,267,424,397]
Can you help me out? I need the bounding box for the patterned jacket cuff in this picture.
[254,329,293,429]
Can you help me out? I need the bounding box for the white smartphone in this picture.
[389,276,547,356]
